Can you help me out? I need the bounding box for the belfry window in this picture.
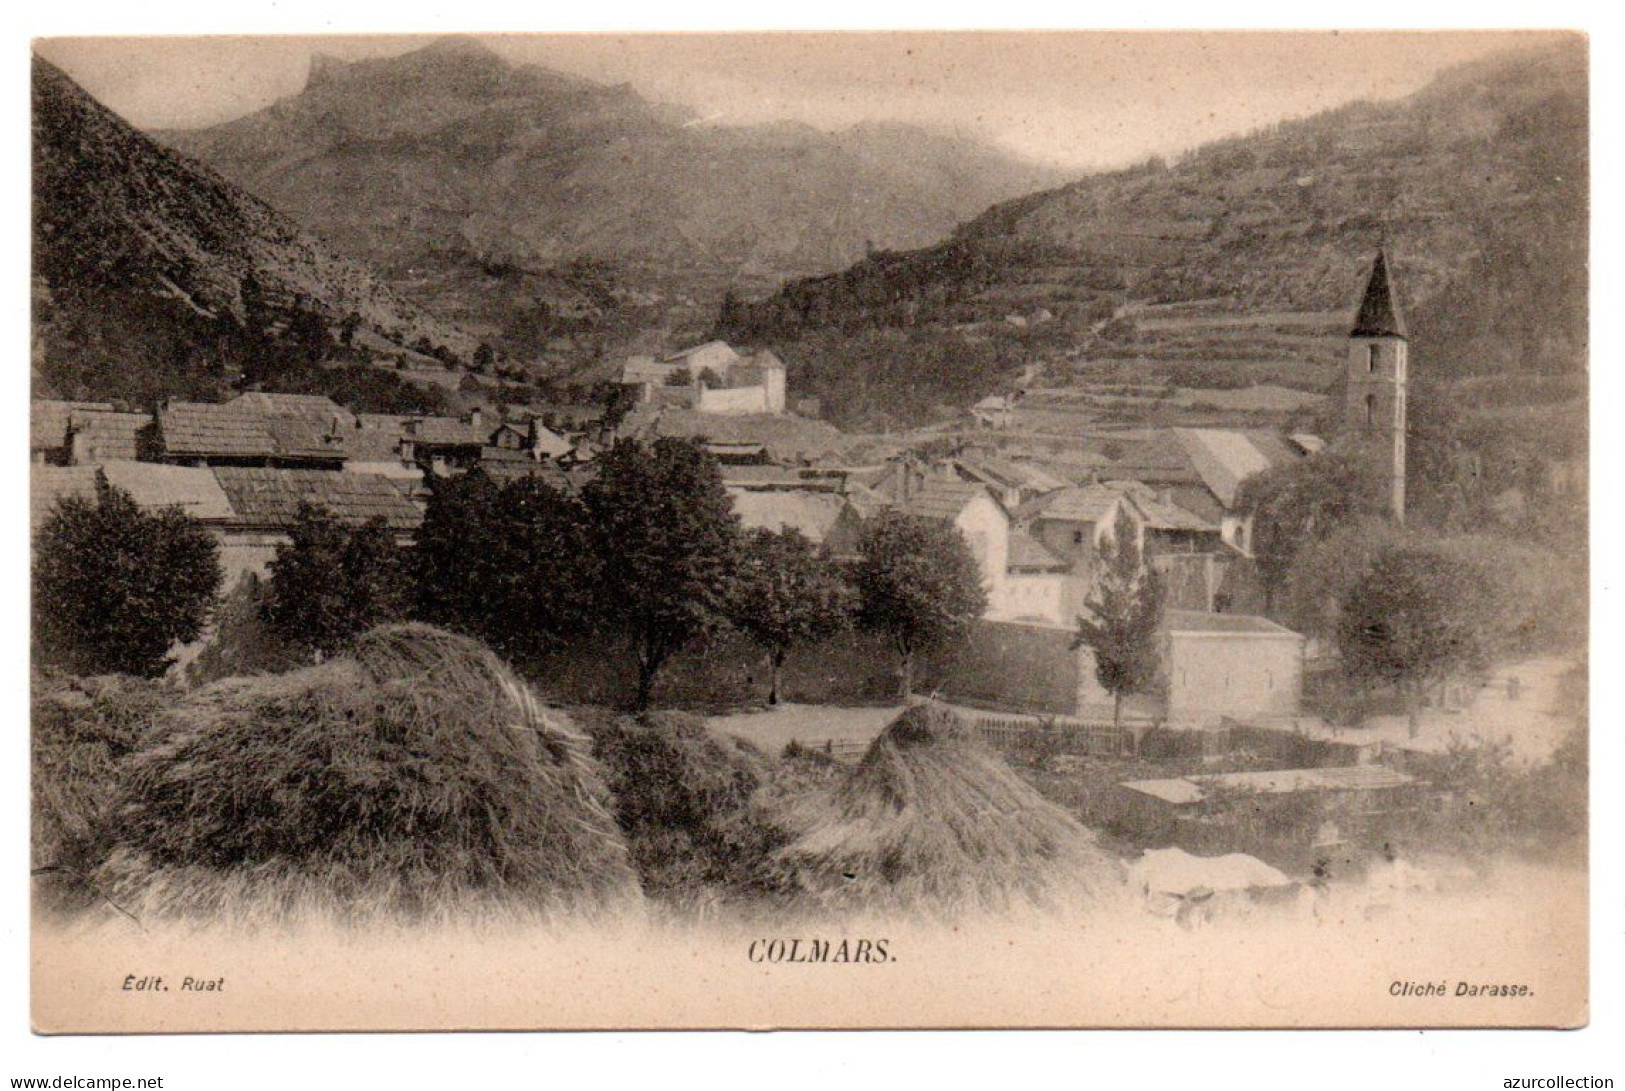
[1367,344,1380,373]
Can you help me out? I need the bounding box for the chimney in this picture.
[468,407,483,434]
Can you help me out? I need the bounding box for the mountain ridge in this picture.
[153,38,1067,360]
[32,55,476,407]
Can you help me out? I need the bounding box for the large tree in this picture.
[413,467,506,636]
[729,527,852,705]
[264,504,409,660]
[852,510,987,700]
[33,474,222,677]
[1072,506,1165,730]
[411,470,599,660]
[583,437,741,710]
[487,476,602,658]
[1337,545,1496,720]
[1233,448,1386,614]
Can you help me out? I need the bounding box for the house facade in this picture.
[1161,610,1305,726]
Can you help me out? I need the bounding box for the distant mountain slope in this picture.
[32,55,476,406]
[721,40,1587,428]
[155,38,1064,358]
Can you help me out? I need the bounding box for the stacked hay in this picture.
[31,671,169,909]
[94,624,639,926]
[773,704,1124,916]
[585,710,790,910]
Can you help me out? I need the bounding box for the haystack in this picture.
[95,624,639,926]
[772,704,1123,916]
[31,671,169,909]
[585,710,789,908]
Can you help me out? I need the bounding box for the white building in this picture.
[620,341,787,416]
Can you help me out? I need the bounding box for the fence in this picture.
[788,739,870,764]
[969,712,1143,758]
[791,711,1233,765]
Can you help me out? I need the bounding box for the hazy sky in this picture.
[36,31,1561,172]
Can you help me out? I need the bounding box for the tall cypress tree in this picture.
[1073,506,1165,729]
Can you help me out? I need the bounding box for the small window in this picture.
[1072,529,1085,545]
[1365,393,1376,427]
[1367,344,1380,373]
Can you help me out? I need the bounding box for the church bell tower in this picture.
[1346,250,1408,524]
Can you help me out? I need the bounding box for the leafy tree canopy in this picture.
[264,504,409,660]
[853,510,987,698]
[411,470,600,660]
[1233,447,1387,611]
[33,475,222,677]
[1336,544,1497,698]
[729,527,852,704]
[583,437,742,708]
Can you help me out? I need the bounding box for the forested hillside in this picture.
[721,40,1587,429]
[32,56,473,408]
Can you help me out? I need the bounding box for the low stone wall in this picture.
[932,620,1082,715]
[525,619,1095,714]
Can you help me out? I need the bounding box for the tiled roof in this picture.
[1288,433,1327,455]
[67,410,153,461]
[32,462,235,531]
[478,457,575,491]
[1165,610,1297,635]
[622,407,849,461]
[1106,482,1219,533]
[1243,428,1303,469]
[104,461,236,522]
[1171,428,1307,509]
[531,424,573,460]
[663,340,741,365]
[343,427,409,462]
[478,446,535,463]
[1023,484,1123,525]
[842,481,894,521]
[161,402,273,457]
[732,491,852,545]
[403,417,484,447]
[1350,250,1407,339]
[230,392,354,426]
[31,466,101,531]
[1008,529,1068,571]
[267,418,348,460]
[1171,429,1275,509]
[357,413,413,431]
[32,401,113,452]
[902,480,991,521]
[160,401,349,461]
[723,465,822,489]
[211,467,422,531]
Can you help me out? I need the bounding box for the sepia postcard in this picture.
[27,28,1588,1032]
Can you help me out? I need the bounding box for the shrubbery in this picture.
[33,475,222,678]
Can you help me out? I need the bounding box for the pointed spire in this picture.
[1350,250,1406,339]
